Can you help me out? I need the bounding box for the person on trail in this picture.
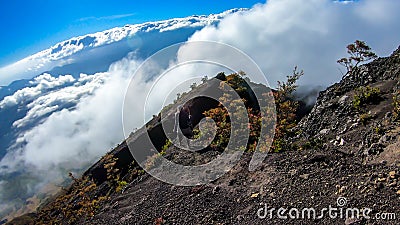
[173,105,193,147]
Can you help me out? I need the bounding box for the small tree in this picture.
[337,40,377,75]
[272,66,303,152]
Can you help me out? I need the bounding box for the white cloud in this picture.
[0,53,143,190]
[354,0,400,24]
[12,73,106,128]
[0,73,75,109]
[187,0,400,87]
[0,10,234,86]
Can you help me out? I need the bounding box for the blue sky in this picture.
[0,0,264,67]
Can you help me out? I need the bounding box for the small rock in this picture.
[338,95,349,105]
[339,138,345,146]
[319,128,330,135]
[397,190,400,195]
[289,169,297,176]
[377,177,386,182]
[385,112,392,119]
[250,193,259,198]
[300,174,310,180]
[389,171,397,179]
[349,123,358,130]
[112,201,119,209]
[338,186,347,194]
[345,217,360,225]
[212,186,220,194]
[339,126,347,134]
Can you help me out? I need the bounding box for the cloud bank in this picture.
[0,10,235,86]
[187,0,400,87]
[0,61,135,175]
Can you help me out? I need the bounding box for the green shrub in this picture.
[393,91,400,121]
[353,86,381,111]
[300,138,324,150]
[161,139,172,154]
[201,69,302,153]
[115,180,128,193]
[359,112,372,125]
[36,174,108,224]
[103,154,120,189]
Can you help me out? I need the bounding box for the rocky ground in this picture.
[89,151,398,224]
